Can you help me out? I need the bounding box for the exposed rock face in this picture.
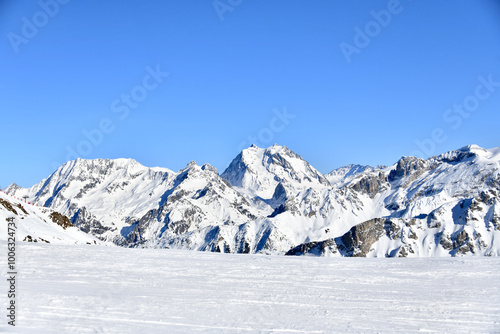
[0,198,18,214]
[337,218,388,257]
[349,173,388,199]
[388,156,427,183]
[23,235,50,243]
[271,183,287,206]
[286,238,337,256]
[71,206,112,236]
[49,212,74,229]
[286,218,408,257]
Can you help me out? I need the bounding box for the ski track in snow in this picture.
[1,242,499,333]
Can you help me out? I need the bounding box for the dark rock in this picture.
[49,211,74,229]
[350,172,388,198]
[285,238,337,256]
[436,232,453,250]
[0,198,18,215]
[453,230,470,249]
[337,218,387,257]
[388,156,426,182]
[71,207,111,235]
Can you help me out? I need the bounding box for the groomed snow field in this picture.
[1,242,499,333]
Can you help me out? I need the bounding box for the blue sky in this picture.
[1,0,500,188]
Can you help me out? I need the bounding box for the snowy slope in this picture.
[325,164,384,188]
[4,144,500,256]
[0,190,101,245]
[1,242,499,333]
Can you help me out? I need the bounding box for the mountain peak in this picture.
[222,144,329,198]
[201,163,218,174]
[458,144,487,153]
[4,182,21,193]
[325,164,372,187]
[434,145,488,164]
[268,143,288,154]
[388,156,427,182]
[66,157,142,169]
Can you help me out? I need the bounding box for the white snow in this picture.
[0,191,102,245]
[1,242,499,333]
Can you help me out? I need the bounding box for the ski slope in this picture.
[1,242,499,333]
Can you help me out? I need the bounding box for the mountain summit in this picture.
[221,144,330,199]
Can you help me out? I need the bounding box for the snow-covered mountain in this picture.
[288,145,500,257]
[5,158,181,239]
[4,144,500,256]
[0,190,102,245]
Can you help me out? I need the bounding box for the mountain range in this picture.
[4,144,500,257]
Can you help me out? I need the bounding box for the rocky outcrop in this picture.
[286,238,337,256]
[286,218,401,257]
[71,206,112,236]
[349,172,388,198]
[388,156,426,183]
[49,211,74,229]
[336,218,390,257]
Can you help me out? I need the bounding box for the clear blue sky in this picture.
[1,0,500,188]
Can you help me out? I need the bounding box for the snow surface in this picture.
[1,242,499,333]
[0,191,102,245]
